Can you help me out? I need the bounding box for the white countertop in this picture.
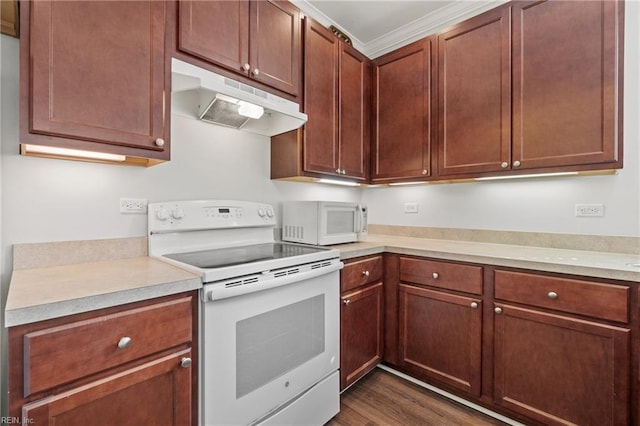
[335,234,640,282]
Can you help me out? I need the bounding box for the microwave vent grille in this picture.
[284,225,303,241]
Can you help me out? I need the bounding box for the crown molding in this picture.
[293,0,510,59]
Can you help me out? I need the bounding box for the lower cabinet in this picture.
[385,255,636,426]
[9,292,197,425]
[493,270,631,426]
[398,284,482,396]
[22,349,193,426]
[493,304,630,426]
[340,255,384,390]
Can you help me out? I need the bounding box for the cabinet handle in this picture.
[117,336,132,349]
[432,272,439,279]
[500,162,508,169]
[180,357,192,368]
[155,138,165,147]
[470,302,479,309]
[548,291,558,300]
[494,307,503,314]
[422,169,428,175]
[362,270,370,277]
[343,299,351,306]
[242,63,250,72]
[253,68,260,76]
[513,160,521,168]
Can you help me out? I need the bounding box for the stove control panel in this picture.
[148,200,277,234]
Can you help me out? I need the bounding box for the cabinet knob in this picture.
[155,138,165,147]
[180,357,192,368]
[117,336,132,349]
[253,68,260,76]
[242,63,251,72]
[513,160,521,168]
[432,272,439,279]
[343,299,351,306]
[341,169,346,175]
[470,302,479,309]
[500,162,509,169]
[548,291,558,300]
[362,270,370,277]
[336,168,341,174]
[422,169,428,175]
[494,307,503,314]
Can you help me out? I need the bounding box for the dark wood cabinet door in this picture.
[339,42,370,180]
[398,284,482,396]
[494,304,630,426]
[23,349,193,426]
[372,38,433,182]
[437,6,511,176]
[303,18,339,176]
[27,1,167,152]
[512,0,622,170]
[250,0,300,96]
[341,282,383,390]
[178,0,249,75]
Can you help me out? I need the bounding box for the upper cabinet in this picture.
[20,0,170,165]
[271,18,370,182]
[437,0,623,178]
[372,38,434,183]
[511,0,622,171]
[437,6,511,176]
[177,0,300,97]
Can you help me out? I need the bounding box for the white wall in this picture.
[362,2,640,238]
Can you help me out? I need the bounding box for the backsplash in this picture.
[368,225,640,255]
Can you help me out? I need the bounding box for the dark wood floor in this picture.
[327,369,508,426]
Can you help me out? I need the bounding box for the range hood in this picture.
[171,58,307,136]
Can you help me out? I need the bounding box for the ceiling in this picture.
[294,0,509,58]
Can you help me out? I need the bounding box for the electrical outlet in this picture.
[575,203,604,217]
[404,202,419,214]
[120,198,148,214]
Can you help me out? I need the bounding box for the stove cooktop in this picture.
[164,242,331,270]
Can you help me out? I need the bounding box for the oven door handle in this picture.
[205,260,344,302]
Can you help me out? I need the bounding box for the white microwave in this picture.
[282,201,367,245]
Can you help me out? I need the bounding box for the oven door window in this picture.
[236,294,324,398]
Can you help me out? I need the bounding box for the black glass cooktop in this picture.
[164,242,326,269]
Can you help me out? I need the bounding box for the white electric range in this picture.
[148,200,342,426]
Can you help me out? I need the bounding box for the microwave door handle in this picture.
[357,205,364,232]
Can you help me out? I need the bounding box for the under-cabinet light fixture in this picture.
[22,144,127,162]
[317,178,361,187]
[474,172,579,181]
[388,181,429,186]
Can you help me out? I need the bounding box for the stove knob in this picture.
[258,207,266,217]
[156,209,170,221]
[172,207,185,220]
[266,208,274,218]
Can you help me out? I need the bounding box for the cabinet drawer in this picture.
[341,255,383,293]
[399,257,483,295]
[494,270,629,323]
[23,296,193,396]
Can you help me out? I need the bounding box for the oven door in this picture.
[200,269,340,425]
